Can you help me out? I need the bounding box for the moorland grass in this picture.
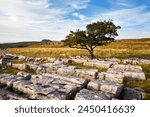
[0,39,150,59]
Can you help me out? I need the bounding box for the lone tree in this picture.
[63,20,121,59]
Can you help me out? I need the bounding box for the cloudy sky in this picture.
[0,0,150,43]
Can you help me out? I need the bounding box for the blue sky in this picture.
[0,0,150,43]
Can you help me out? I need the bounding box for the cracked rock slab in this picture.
[87,79,123,97]
[98,72,124,84]
[75,89,112,100]
[0,74,88,100]
[111,64,143,72]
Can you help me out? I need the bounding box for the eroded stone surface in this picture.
[98,72,124,83]
[12,63,26,70]
[0,54,149,100]
[88,79,123,97]
[121,88,145,100]
[108,68,146,81]
[111,64,143,72]
[0,74,88,100]
[75,89,112,100]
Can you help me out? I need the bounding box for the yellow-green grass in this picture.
[0,64,36,75]
[0,64,20,74]
[9,59,26,64]
[0,39,149,59]
[124,81,150,93]
[141,64,150,79]
[124,64,150,99]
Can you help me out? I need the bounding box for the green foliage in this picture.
[63,20,121,59]
[0,39,149,59]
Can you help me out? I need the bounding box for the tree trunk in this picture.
[88,50,95,60]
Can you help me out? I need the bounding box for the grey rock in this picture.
[41,73,89,86]
[0,73,88,100]
[12,63,26,70]
[57,66,76,76]
[111,64,143,72]
[45,58,56,63]
[2,54,18,59]
[88,79,123,97]
[17,55,26,60]
[0,89,28,100]
[122,88,145,100]
[36,66,47,74]
[27,64,39,71]
[75,89,111,100]
[98,72,124,84]
[75,68,98,79]
[71,58,87,64]
[139,59,150,64]
[123,71,146,81]
[0,74,18,87]
[0,59,8,64]
[84,61,114,68]
[17,71,31,80]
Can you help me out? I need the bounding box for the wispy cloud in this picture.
[0,0,91,43]
[0,0,149,43]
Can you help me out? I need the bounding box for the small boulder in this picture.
[12,63,26,70]
[17,71,31,80]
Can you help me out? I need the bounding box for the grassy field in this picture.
[0,38,150,59]
[0,38,150,99]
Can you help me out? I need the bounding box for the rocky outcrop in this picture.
[0,74,88,100]
[75,89,111,100]
[17,71,31,80]
[121,88,145,100]
[12,63,27,70]
[88,79,123,98]
[83,61,116,68]
[123,59,150,65]
[108,64,146,81]
[98,72,124,83]
[0,54,149,100]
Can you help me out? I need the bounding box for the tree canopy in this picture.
[63,20,121,59]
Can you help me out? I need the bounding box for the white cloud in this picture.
[66,0,91,10]
[90,5,150,39]
[72,12,86,20]
[0,0,149,43]
[0,0,91,43]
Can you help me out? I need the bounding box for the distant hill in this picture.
[0,41,40,49]
[41,39,52,42]
[0,40,64,49]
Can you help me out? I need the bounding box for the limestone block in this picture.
[17,55,26,60]
[123,71,146,81]
[98,72,124,84]
[17,71,31,80]
[57,66,76,76]
[122,88,145,100]
[75,89,111,100]
[88,79,123,97]
[112,64,143,72]
[12,63,26,70]
[75,68,98,79]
